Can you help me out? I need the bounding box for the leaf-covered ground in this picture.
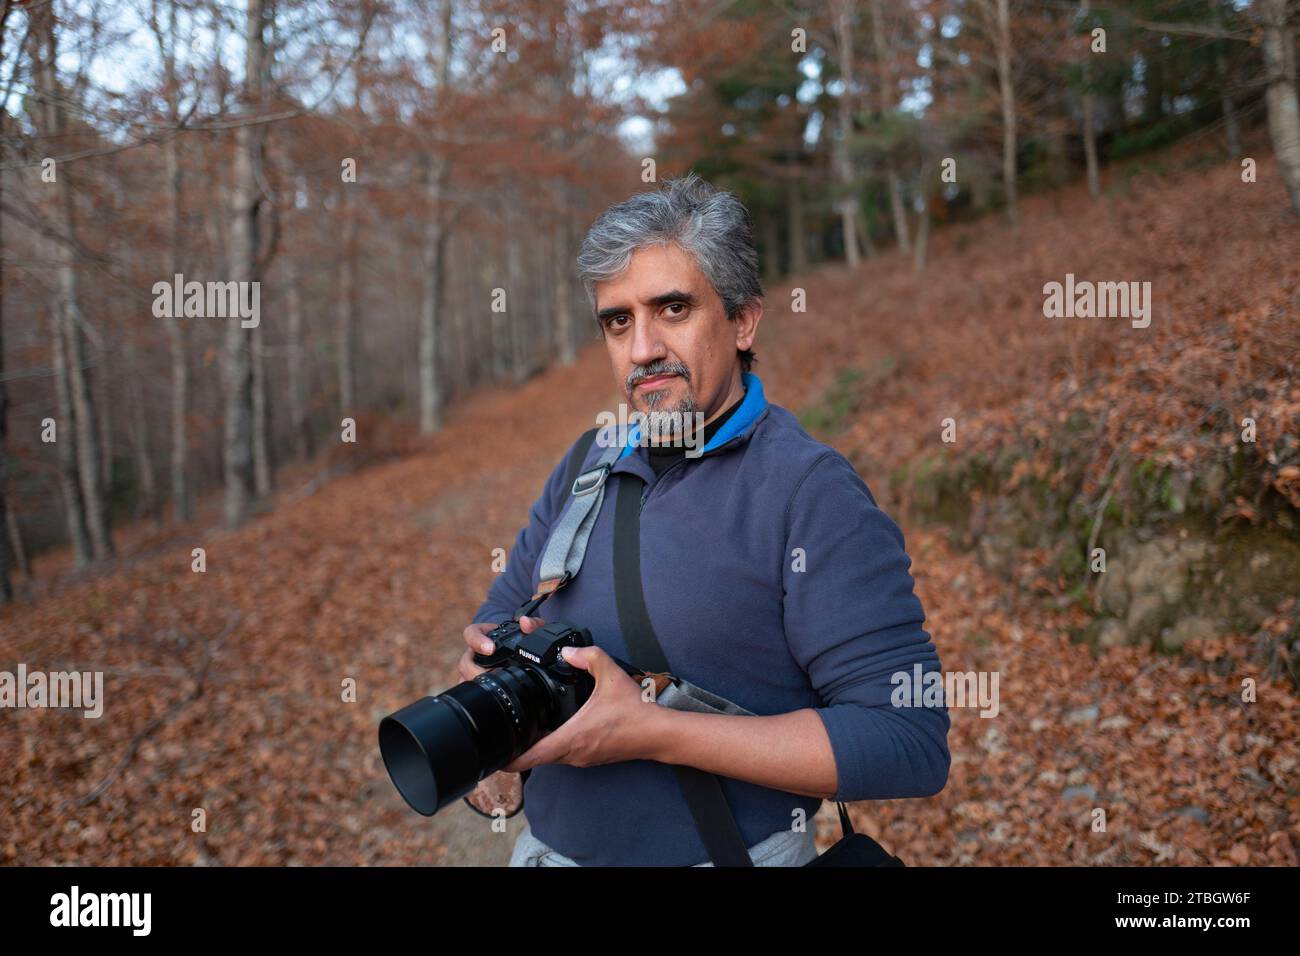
[2,145,1296,866]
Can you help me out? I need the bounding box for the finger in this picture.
[519,615,546,634]
[464,622,497,654]
[503,730,559,773]
[457,649,486,682]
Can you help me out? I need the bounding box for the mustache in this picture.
[628,362,690,390]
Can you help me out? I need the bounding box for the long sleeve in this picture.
[471,435,590,626]
[781,451,951,801]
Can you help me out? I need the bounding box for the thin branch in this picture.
[61,612,242,810]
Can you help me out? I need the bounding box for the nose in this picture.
[628,319,667,374]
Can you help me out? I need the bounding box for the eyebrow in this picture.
[596,289,699,322]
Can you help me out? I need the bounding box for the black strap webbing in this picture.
[611,471,754,867]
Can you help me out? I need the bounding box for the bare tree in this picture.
[830,0,867,267]
[50,306,91,566]
[870,0,911,250]
[336,184,359,417]
[223,0,268,526]
[418,0,454,434]
[285,258,310,458]
[0,0,14,599]
[786,178,808,273]
[252,317,273,497]
[986,0,1019,223]
[146,0,193,521]
[28,0,113,559]
[1258,0,1300,214]
[1079,0,1101,198]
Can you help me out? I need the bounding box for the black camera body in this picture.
[378,618,596,817]
[473,618,593,696]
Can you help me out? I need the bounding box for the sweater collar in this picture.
[618,371,768,460]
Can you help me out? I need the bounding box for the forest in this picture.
[0,0,1297,866]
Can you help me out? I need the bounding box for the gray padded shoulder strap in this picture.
[537,428,758,721]
[532,427,625,599]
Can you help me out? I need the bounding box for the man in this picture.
[460,173,950,866]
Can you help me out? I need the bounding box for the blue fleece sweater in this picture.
[471,372,950,866]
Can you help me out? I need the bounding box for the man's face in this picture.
[594,243,760,442]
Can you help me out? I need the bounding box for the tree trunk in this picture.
[854,207,876,260]
[166,304,191,521]
[1082,91,1101,196]
[1080,1,1101,197]
[30,4,113,558]
[869,0,910,251]
[1260,0,1300,215]
[786,180,808,273]
[0,69,10,600]
[6,505,29,581]
[762,212,781,278]
[418,0,456,418]
[831,0,864,267]
[163,56,192,521]
[507,208,528,383]
[286,261,310,459]
[127,339,159,522]
[336,197,358,416]
[553,206,576,365]
[252,321,273,496]
[1213,4,1242,158]
[419,154,449,434]
[51,312,91,567]
[994,0,1019,223]
[224,0,266,527]
[913,190,931,274]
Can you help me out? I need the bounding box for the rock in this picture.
[1163,615,1217,650]
[1172,805,1209,824]
[1097,619,1128,648]
[1126,593,1167,634]
[1064,705,1099,725]
[1062,785,1097,801]
[1201,463,1228,501]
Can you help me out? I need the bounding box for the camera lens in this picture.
[378,664,556,816]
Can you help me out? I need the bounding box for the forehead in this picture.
[594,243,712,305]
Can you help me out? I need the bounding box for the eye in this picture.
[664,302,687,317]
[604,315,630,331]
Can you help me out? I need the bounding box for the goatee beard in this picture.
[641,388,699,444]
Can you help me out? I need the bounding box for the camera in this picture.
[378,618,596,816]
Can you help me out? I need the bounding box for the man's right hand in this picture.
[458,616,547,816]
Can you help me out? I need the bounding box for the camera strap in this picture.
[515,427,899,866]
[611,471,755,867]
[527,427,622,610]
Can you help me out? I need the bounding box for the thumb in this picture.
[560,644,603,673]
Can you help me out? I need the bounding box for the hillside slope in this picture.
[2,145,1296,866]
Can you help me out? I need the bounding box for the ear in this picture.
[734,298,762,352]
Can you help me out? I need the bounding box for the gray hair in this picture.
[577,172,761,374]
